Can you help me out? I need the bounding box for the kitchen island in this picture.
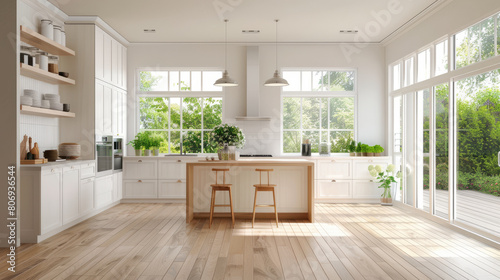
[186,159,314,223]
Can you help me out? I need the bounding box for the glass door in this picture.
[416,89,431,212]
[393,96,403,201]
[455,69,500,235]
[434,84,449,219]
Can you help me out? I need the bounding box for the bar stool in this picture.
[252,169,278,228]
[209,168,235,228]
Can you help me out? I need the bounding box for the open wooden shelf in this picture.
[20,63,75,85]
[20,105,75,118]
[20,26,75,56]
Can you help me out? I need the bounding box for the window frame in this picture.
[135,68,225,154]
[280,68,358,155]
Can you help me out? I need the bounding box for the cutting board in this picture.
[21,158,48,164]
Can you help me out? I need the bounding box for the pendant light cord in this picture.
[275,19,278,71]
[224,19,228,71]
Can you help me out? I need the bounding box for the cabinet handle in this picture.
[331,160,336,162]
[177,160,181,163]
[71,166,74,169]
[370,180,374,182]
[138,160,142,163]
[177,179,182,183]
[369,160,373,163]
[138,180,142,183]
[331,179,336,182]
[51,169,55,173]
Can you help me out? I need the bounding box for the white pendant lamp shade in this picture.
[265,19,288,87]
[214,70,238,87]
[214,19,238,87]
[264,70,289,86]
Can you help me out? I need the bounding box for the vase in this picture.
[217,148,222,160]
[349,152,355,156]
[135,149,141,156]
[381,188,393,206]
[144,149,151,156]
[366,152,374,157]
[152,149,159,156]
[228,145,237,160]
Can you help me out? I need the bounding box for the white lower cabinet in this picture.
[41,168,63,234]
[80,177,94,216]
[123,180,158,198]
[158,180,186,199]
[113,172,123,201]
[316,180,352,199]
[95,175,113,209]
[62,165,80,224]
[352,180,384,198]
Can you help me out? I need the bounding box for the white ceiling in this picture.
[48,0,440,43]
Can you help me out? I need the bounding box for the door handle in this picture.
[138,160,142,162]
[331,179,336,182]
[177,179,182,183]
[138,180,142,183]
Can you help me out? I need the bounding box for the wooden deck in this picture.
[423,189,500,234]
[1,203,500,279]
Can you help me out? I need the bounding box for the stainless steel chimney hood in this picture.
[235,46,271,121]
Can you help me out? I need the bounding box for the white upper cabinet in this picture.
[95,26,127,90]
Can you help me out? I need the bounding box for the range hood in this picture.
[235,46,271,121]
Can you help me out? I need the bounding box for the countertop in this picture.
[124,155,391,160]
[20,159,95,169]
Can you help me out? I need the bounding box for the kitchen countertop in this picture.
[20,159,95,169]
[124,155,391,160]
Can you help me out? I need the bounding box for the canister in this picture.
[53,25,62,44]
[48,56,59,74]
[36,51,48,71]
[40,19,53,40]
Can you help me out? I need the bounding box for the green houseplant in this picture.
[373,145,384,156]
[140,132,153,156]
[128,132,144,156]
[366,145,375,156]
[149,134,164,156]
[211,124,246,159]
[368,164,400,205]
[360,144,370,156]
[355,142,362,156]
[348,140,356,156]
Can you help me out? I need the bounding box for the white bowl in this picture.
[21,96,33,106]
[32,99,42,107]
[50,102,63,111]
[41,100,50,109]
[24,90,41,100]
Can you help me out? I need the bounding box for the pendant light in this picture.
[214,19,238,87]
[265,19,288,87]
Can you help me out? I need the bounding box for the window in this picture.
[435,40,448,76]
[137,70,223,154]
[404,57,414,87]
[392,64,401,91]
[455,15,496,69]
[417,48,431,82]
[281,69,356,154]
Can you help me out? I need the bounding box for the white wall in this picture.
[385,0,500,64]
[127,43,387,155]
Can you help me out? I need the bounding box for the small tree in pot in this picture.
[128,132,144,156]
[348,140,356,156]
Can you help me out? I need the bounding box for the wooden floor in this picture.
[2,203,500,280]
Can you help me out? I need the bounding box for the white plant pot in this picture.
[135,149,142,156]
[144,149,151,156]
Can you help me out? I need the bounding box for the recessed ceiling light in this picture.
[144,29,156,33]
[340,30,359,34]
[242,30,260,34]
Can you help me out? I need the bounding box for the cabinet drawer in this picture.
[158,180,186,199]
[352,159,389,180]
[315,179,352,199]
[352,180,384,198]
[158,160,186,180]
[316,159,352,179]
[123,180,157,198]
[123,159,157,180]
[80,162,96,179]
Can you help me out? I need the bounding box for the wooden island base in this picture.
[186,159,315,223]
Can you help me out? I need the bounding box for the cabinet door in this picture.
[111,88,118,136]
[123,159,157,179]
[103,34,112,82]
[80,177,94,216]
[158,180,186,199]
[103,85,112,135]
[158,160,186,180]
[41,169,62,233]
[111,39,118,85]
[316,159,352,179]
[117,172,123,200]
[316,179,352,199]
[117,43,122,87]
[123,180,157,198]
[118,90,126,136]
[95,26,104,80]
[95,175,113,209]
[122,46,127,88]
[353,159,389,180]
[62,166,80,224]
[95,82,104,135]
[80,162,96,179]
[352,180,384,198]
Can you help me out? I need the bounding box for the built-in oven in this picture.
[96,135,113,176]
[113,137,123,171]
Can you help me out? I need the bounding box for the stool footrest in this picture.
[255,204,275,207]
[214,204,231,207]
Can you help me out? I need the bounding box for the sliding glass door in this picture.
[434,84,449,219]
[416,89,430,212]
[455,69,500,235]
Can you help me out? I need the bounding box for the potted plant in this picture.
[211,124,246,159]
[141,132,152,156]
[355,142,362,156]
[366,145,375,156]
[368,164,401,205]
[149,134,163,156]
[373,145,384,156]
[348,140,356,156]
[361,144,369,156]
[128,132,144,156]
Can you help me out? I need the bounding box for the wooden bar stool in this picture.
[252,169,278,228]
[209,168,235,228]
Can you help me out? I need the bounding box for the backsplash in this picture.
[234,120,281,156]
[20,76,60,153]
